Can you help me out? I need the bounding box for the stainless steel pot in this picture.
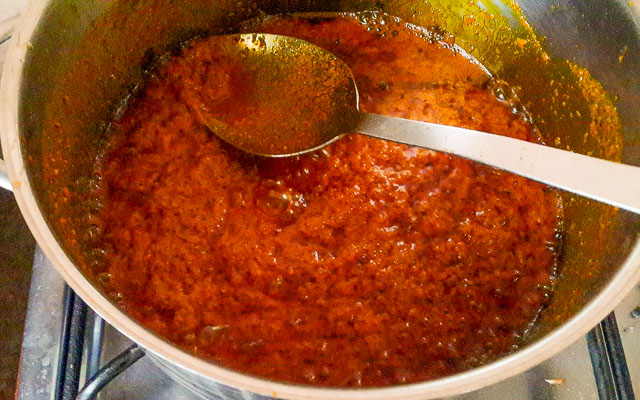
[2,1,640,399]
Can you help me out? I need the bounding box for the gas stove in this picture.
[14,247,640,400]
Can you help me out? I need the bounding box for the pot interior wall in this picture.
[17,0,640,370]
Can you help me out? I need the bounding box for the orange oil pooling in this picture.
[94,15,562,387]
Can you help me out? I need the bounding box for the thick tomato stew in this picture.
[92,14,563,386]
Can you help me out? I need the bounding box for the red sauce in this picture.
[93,14,562,387]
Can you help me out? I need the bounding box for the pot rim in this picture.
[3,1,640,399]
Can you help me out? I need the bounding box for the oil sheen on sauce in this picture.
[92,14,563,387]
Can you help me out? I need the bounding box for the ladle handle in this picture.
[357,113,640,214]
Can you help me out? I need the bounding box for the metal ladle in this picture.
[202,33,640,214]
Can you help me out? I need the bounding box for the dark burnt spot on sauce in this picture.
[305,16,336,26]
[91,14,563,387]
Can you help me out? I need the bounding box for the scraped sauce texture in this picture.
[94,15,562,386]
